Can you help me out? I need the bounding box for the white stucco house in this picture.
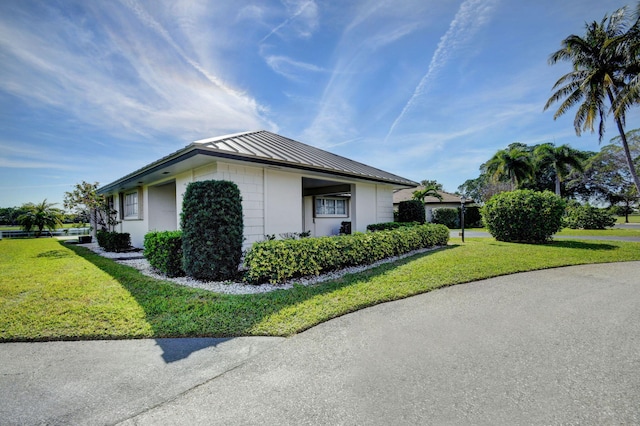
[97,130,418,249]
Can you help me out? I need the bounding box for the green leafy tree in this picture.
[0,207,27,226]
[17,199,64,237]
[566,131,639,219]
[485,145,535,190]
[64,181,118,231]
[545,5,640,197]
[458,174,511,204]
[533,143,588,196]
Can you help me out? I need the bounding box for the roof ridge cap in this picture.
[192,130,264,145]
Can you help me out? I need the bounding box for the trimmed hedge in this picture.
[431,208,459,228]
[366,221,420,232]
[482,190,565,243]
[464,205,483,228]
[96,230,131,252]
[243,224,449,284]
[398,200,426,223]
[144,231,185,277]
[181,180,244,281]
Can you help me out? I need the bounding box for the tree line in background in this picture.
[0,182,117,237]
[459,2,640,218]
[458,132,639,213]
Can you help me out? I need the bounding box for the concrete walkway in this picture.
[2,262,639,425]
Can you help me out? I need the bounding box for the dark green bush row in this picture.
[482,190,565,243]
[431,208,459,228]
[398,200,426,223]
[181,180,244,281]
[366,221,419,231]
[96,230,131,252]
[243,224,449,284]
[430,206,483,229]
[144,231,185,277]
[464,206,484,228]
[564,203,616,229]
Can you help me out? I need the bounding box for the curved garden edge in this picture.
[2,237,640,342]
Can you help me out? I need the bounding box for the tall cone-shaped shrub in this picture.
[181,180,243,281]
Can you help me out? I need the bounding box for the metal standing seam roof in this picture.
[194,131,417,184]
[99,130,418,193]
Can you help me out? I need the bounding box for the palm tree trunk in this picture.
[555,175,561,196]
[615,124,640,196]
[608,89,640,197]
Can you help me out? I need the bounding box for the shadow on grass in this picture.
[549,240,618,251]
[483,239,618,251]
[36,249,74,259]
[62,241,449,347]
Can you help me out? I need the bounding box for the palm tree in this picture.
[485,146,535,190]
[544,5,640,196]
[613,3,640,119]
[534,143,588,196]
[412,183,443,202]
[17,199,63,237]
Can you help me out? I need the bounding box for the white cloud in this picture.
[385,0,499,141]
[260,0,319,42]
[0,1,275,147]
[264,55,327,81]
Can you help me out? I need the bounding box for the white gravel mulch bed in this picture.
[80,242,441,295]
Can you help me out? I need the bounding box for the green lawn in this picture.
[616,214,640,224]
[2,237,640,341]
[462,227,640,238]
[556,228,640,237]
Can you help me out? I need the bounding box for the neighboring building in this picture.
[97,130,418,248]
[393,187,473,222]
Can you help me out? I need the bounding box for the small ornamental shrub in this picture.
[244,223,449,283]
[366,221,419,232]
[181,180,244,281]
[431,208,459,228]
[398,200,426,223]
[144,231,184,277]
[96,230,131,252]
[564,203,616,229]
[482,190,565,243]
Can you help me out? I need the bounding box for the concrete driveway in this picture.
[2,262,639,425]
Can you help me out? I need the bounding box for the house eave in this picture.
[98,144,418,195]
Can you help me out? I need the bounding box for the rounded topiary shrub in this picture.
[181,180,243,281]
[481,190,565,243]
[398,200,426,223]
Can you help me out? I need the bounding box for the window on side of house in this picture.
[314,197,349,218]
[122,190,140,220]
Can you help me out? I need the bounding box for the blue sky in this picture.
[1,0,639,207]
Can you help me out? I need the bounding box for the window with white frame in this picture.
[315,197,348,217]
[123,191,139,219]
